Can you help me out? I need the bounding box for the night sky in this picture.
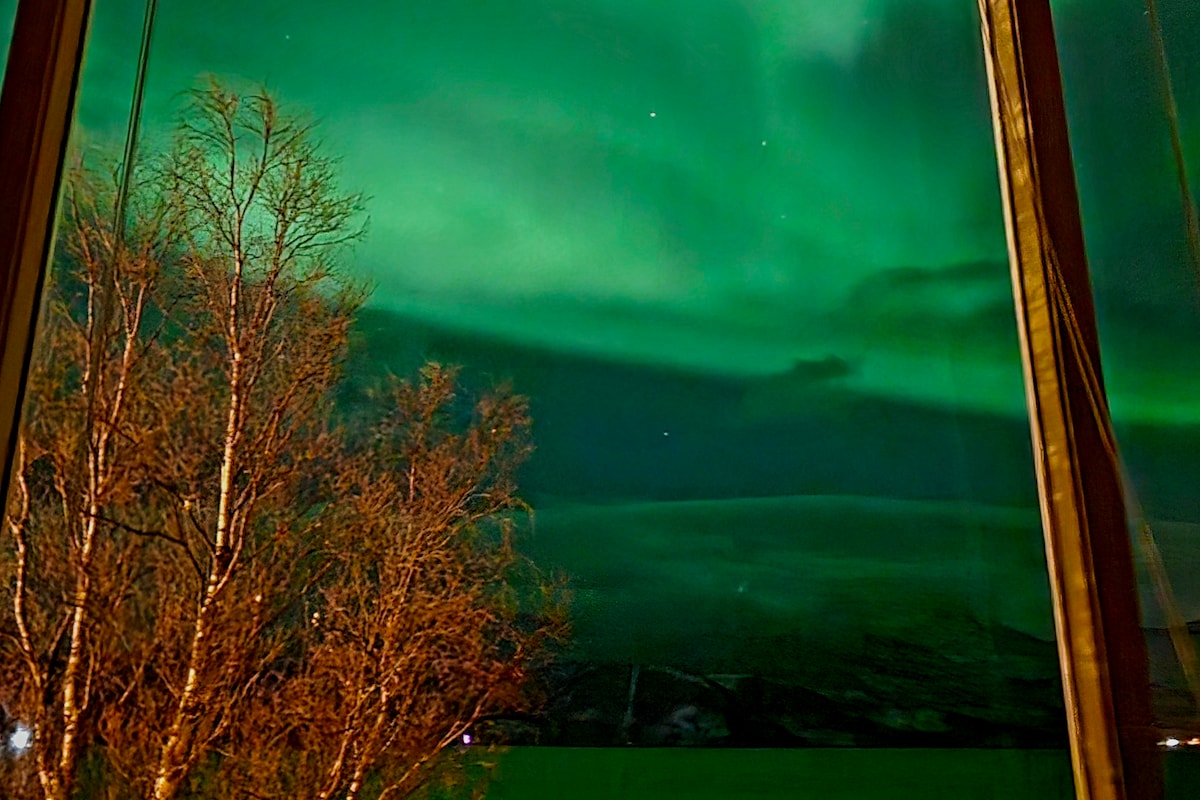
[5,0,1183,424]
[3,1,1199,671]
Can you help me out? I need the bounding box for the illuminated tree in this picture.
[0,79,565,800]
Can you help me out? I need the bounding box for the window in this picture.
[20,1,1182,797]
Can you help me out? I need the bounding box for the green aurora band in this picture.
[85,0,1018,415]
[4,0,1194,424]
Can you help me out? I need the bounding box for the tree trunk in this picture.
[150,590,218,800]
[151,270,244,800]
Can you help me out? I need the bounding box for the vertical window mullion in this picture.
[977,1,1162,798]
[0,0,93,498]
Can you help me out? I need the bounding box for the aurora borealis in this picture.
[3,0,1200,721]
[3,0,1195,421]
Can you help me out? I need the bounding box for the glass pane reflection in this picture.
[1051,0,1200,793]
[132,0,1061,747]
[6,1,1077,797]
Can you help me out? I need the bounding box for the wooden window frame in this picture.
[978,1,1162,797]
[0,0,92,500]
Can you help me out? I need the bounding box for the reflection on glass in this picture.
[1052,0,1200,792]
[2,1,1077,798]
[0,0,17,76]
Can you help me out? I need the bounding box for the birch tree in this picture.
[0,152,180,800]
[1,79,566,800]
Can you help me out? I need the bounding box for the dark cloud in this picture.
[778,355,856,383]
[739,355,857,421]
[854,260,1003,291]
[837,260,1019,352]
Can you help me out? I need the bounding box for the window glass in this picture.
[2,2,1075,797]
[0,0,17,75]
[1052,0,1200,792]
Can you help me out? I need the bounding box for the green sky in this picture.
[3,0,1198,422]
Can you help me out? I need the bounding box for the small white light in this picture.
[9,723,32,752]
[761,140,767,146]
[649,111,657,118]
[1165,737,1181,748]
[461,733,473,745]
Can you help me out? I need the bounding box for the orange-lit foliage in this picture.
[0,80,566,800]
